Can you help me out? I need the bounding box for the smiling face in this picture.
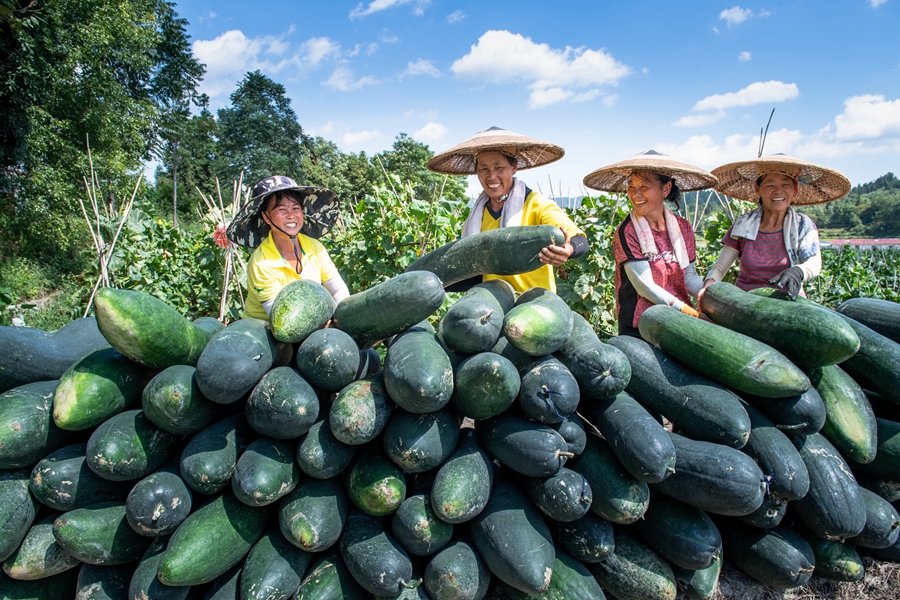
[755,173,799,215]
[475,151,517,204]
[261,193,304,238]
[625,171,670,217]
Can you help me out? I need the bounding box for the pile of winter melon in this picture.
[2,226,900,600]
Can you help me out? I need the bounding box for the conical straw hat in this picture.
[583,150,718,192]
[426,126,565,175]
[711,154,851,205]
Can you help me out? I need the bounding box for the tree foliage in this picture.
[215,70,304,185]
[0,0,203,268]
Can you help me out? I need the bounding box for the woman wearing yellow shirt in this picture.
[427,127,587,293]
[226,175,349,319]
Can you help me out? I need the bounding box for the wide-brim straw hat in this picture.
[226,175,340,247]
[426,126,565,175]
[711,154,851,205]
[583,150,719,192]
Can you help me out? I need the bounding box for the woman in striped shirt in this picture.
[701,155,850,300]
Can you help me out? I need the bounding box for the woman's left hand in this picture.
[539,228,573,266]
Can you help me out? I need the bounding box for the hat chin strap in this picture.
[269,222,303,274]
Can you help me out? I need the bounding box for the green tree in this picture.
[151,0,205,227]
[153,102,219,220]
[0,0,204,270]
[300,135,374,204]
[371,133,468,202]
[215,71,304,185]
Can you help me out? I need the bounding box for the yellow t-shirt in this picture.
[480,190,584,293]
[244,232,342,319]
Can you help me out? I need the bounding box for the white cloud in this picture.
[869,0,888,7]
[529,88,573,109]
[343,130,382,148]
[367,43,379,55]
[673,111,727,127]
[719,6,752,26]
[193,31,342,99]
[738,51,752,62]
[350,0,431,19]
[661,95,900,170]
[693,81,799,111]
[324,67,379,91]
[825,94,900,140]
[413,122,448,146]
[447,10,466,24]
[602,94,619,107]
[572,90,601,103]
[380,31,400,44]
[307,121,334,136]
[451,30,630,109]
[405,59,440,77]
[404,109,438,120]
[656,128,806,170]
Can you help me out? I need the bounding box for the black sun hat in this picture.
[226,175,340,247]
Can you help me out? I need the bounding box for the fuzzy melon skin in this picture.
[0,469,38,563]
[246,366,319,439]
[269,279,335,344]
[391,493,453,557]
[52,501,153,566]
[339,510,414,597]
[503,293,573,357]
[279,476,349,553]
[239,525,313,600]
[195,318,293,405]
[128,537,190,600]
[470,469,555,595]
[422,540,491,600]
[343,451,407,516]
[157,490,273,586]
[718,520,815,589]
[125,463,193,537]
[813,364,878,464]
[141,364,217,435]
[231,437,301,507]
[93,287,213,370]
[501,548,607,600]
[52,346,149,431]
[29,444,132,512]
[0,380,76,469]
[296,419,358,480]
[384,329,454,414]
[382,406,461,473]
[294,550,367,600]
[3,513,81,580]
[547,511,615,563]
[295,328,359,392]
[439,295,504,356]
[404,225,565,286]
[430,429,493,525]
[587,527,676,600]
[567,435,649,525]
[0,562,80,598]
[75,562,133,600]
[450,352,520,420]
[330,373,394,445]
[554,313,631,400]
[85,410,179,482]
[179,414,257,495]
[334,271,445,348]
[639,304,809,398]
[0,317,108,394]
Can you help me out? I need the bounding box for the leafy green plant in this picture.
[327,182,468,294]
[83,208,246,320]
[556,194,630,338]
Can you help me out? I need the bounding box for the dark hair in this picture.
[262,191,301,213]
[643,171,681,209]
[475,150,518,168]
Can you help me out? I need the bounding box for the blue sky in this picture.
[173,0,900,197]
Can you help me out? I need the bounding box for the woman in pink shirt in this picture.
[702,155,851,300]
